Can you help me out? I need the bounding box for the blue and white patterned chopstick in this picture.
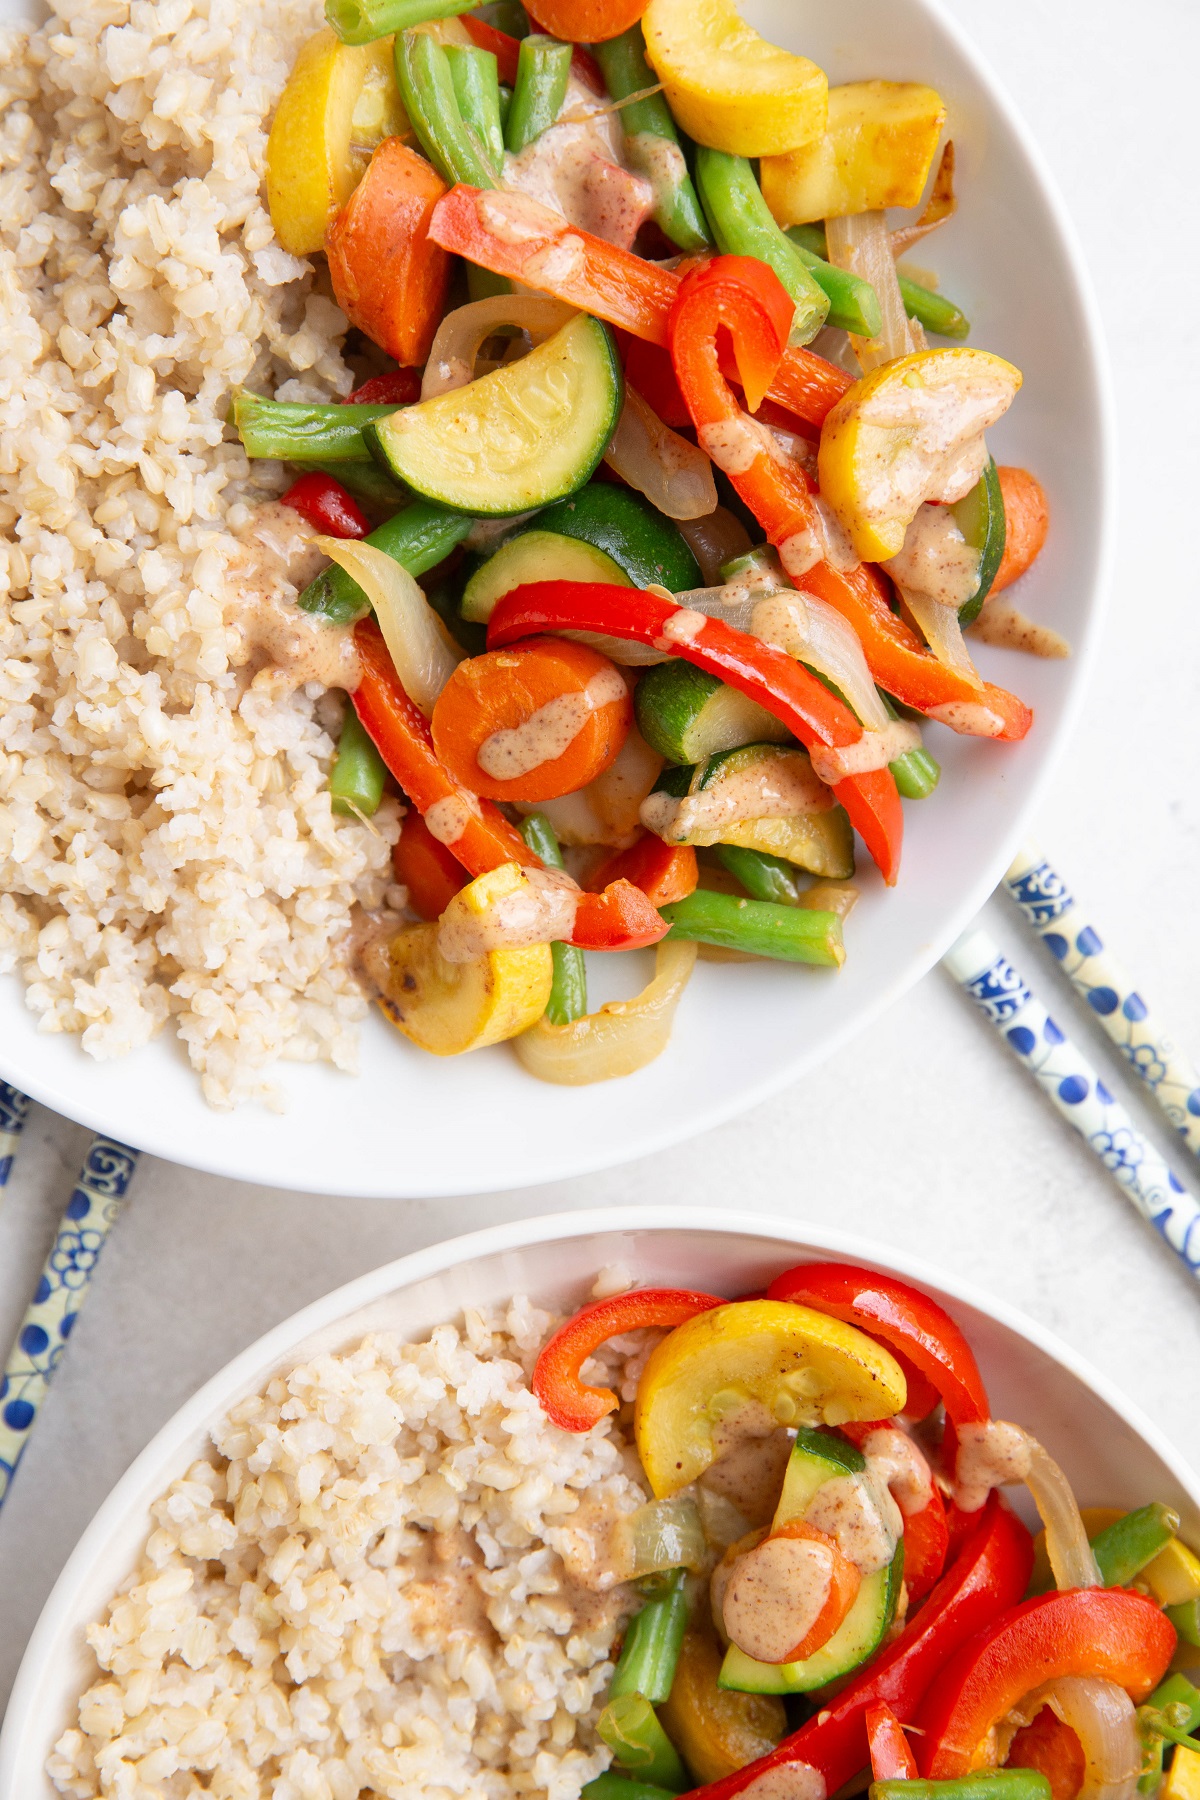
[0,1083,30,1190]
[944,925,1200,1282]
[0,1125,139,1511]
[1005,844,1200,1158]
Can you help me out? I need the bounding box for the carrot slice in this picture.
[524,0,647,43]
[431,638,632,804]
[326,138,451,367]
[992,466,1049,594]
[589,835,698,906]
[392,810,465,919]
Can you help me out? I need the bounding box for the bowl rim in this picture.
[0,0,1118,1198]
[3,1203,1195,1789]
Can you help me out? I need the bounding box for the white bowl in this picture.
[0,0,1112,1195]
[2,1207,1194,1798]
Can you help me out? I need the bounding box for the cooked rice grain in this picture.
[0,0,397,1107]
[48,1299,645,1800]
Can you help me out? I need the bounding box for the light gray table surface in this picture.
[3,0,1200,1716]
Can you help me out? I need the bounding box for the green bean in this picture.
[1092,1503,1181,1588]
[518,814,588,1025]
[310,459,407,507]
[330,708,388,817]
[872,1780,1050,1800]
[596,1695,687,1792]
[466,263,513,301]
[715,844,802,907]
[298,501,474,624]
[590,26,710,253]
[659,889,843,966]
[446,43,505,172]
[505,34,571,154]
[396,28,498,188]
[230,392,397,463]
[695,149,828,344]
[786,221,969,339]
[609,1569,688,1705]
[1139,1673,1200,1791]
[478,0,528,35]
[878,693,940,800]
[786,232,882,338]
[326,0,480,46]
[582,1778,679,1800]
[1168,1599,1200,1649]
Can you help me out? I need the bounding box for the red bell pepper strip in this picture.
[487,581,905,885]
[868,1703,919,1780]
[346,370,421,405]
[916,1588,1178,1778]
[532,1289,723,1431]
[427,184,852,426]
[353,621,667,950]
[841,1420,951,1605]
[280,471,370,539]
[683,1495,1034,1800]
[768,1262,991,1429]
[588,836,699,907]
[625,337,822,439]
[798,561,1034,744]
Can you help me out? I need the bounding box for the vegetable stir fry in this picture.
[530,1263,1199,1800]
[251,0,1060,1083]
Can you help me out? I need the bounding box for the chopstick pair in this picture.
[945,844,1200,1284]
[0,1093,138,1512]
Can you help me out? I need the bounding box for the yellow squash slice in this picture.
[634,1299,907,1497]
[265,28,408,255]
[642,0,828,159]
[761,81,946,225]
[818,347,1023,563]
[364,865,553,1056]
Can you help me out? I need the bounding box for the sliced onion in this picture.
[902,587,980,677]
[624,1495,708,1576]
[314,537,459,715]
[421,295,576,399]
[563,631,672,667]
[514,939,697,1083]
[750,590,890,729]
[1011,1678,1141,1800]
[1024,1436,1103,1590]
[677,506,754,585]
[605,385,718,520]
[891,142,958,256]
[826,211,916,371]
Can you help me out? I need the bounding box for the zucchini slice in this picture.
[461,529,630,623]
[365,314,623,516]
[636,661,791,764]
[953,456,1006,624]
[718,1541,903,1695]
[534,481,703,592]
[647,746,855,876]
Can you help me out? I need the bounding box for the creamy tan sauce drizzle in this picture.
[402,1526,495,1645]
[779,499,861,581]
[861,1427,934,1519]
[436,864,579,962]
[954,1419,1033,1514]
[525,235,588,287]
[926,699,1006,737]
[641,758,832,845]
[424,792,482,846]
[739,1763,827,1800]
[476,667,626,780]
[809,720,922,784]
[884,504,982,611]
[804,1472,900,1576]
[514,720,662,848]
[698,415,776,478]
[703,1420,794,1526]
[502,77,654,251]
[969,600,1070,659]
[657,606,710,647]
[225,503,360,694]
[722,1534,834,1664]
